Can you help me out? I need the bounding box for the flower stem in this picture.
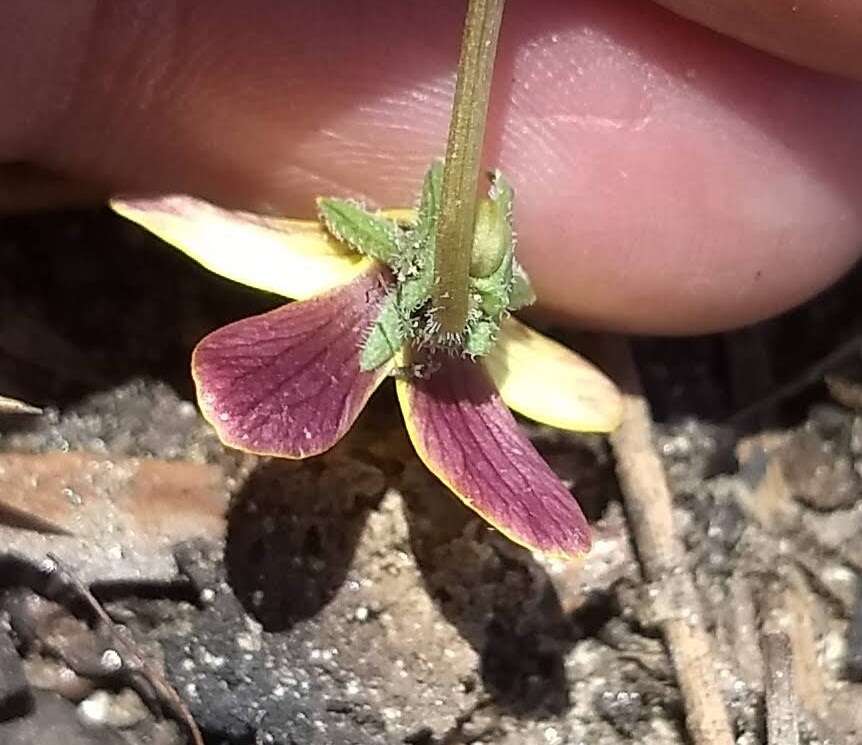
[434,0,506,335]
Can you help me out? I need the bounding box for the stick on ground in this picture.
[762,630,800,745]
[728,333,862,425]
[604,337,735,745]
[0,395,42,415]
[45,554,204,745]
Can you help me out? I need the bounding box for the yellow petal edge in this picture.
[111,195,373,300]
[486,317,623,433]
[112,195,618,433]
[395,374,583,562]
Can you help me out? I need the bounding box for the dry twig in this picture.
[760,570,856,745]
[761,630,799,745]
[728,333,862,425]
[0,394,42,415]
[45,554,204,745]
[604,338,735,745]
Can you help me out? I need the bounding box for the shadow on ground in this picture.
[226,455,385,631]
[400,429,619,717]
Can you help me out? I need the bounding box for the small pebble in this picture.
[78,688,148,728]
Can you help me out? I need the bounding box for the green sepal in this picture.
[360,292,404,371]
[471,241,513,317]
[509,259,535,310]
[415,161,444,242]
[469,171,513,279]
[460,171,536,357]
[394,162,442,319]
[317,197,400,266]
[317,162,533,369]
[398,262,435,315]
[462,319,497,357]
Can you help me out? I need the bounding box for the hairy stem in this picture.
[434,0,506,334]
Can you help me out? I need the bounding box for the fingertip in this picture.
[22,0,862,334]
[486,1,862,332]
[652,0,862,81]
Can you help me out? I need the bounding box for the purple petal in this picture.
[193,266,392,457]
[397,356,590,558]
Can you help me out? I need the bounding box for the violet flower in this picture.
[113,169,621,560]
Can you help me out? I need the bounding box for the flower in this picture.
[112,170,622,560]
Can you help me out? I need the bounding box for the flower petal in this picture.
[111,195,371,299]
[486,317,623,433]
[397,356,590,559]
[193,265,392,458]
[0,395,42,415]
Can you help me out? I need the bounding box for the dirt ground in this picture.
[0,207,860,744]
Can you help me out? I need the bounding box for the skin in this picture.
[2,0,861,334]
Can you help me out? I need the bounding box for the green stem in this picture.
[434,0,506,335]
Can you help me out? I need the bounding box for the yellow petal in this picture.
[0,395,42,415]
[485,317,623,433]
[111,195,373,300]
[381,208,416,224]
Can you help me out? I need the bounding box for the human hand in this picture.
[2,0,861,333]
